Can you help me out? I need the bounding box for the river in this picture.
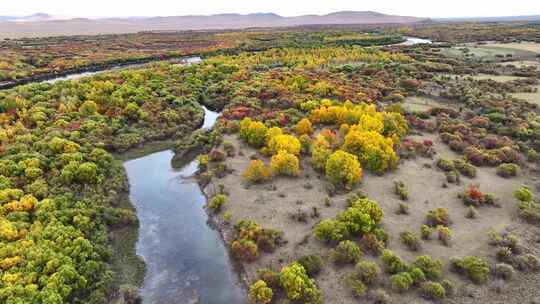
[400,36,433,45]
[124,106,245,304]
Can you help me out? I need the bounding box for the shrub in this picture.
[242,159,271,183]
[465,206,478,219]
[267,134,301,156]
[314,219,349,242]
[279,262,321,303]
[297,254,322,276]
[296,118,314,135]
[208,194,227,213]
[311,136,331,171]
[437,225,452,246]
[454,159,476,178]
[345,278,366,297]
[437,158,455,171]
[325,150,362,189]
[380,250,407,274]
[390,272,414,292]
[413,255,443,280]
[209,149,225,162]
[349,198,384,224]
[410,267,427,285]
[397,203,409,215]
[270,150,300,176]
[461,185,485,207]
[400,231,421,251]
[354,261,381,285]
[299,134,312,155]
[514,185,534,202]
[420,225,432,240]
[248,280,273,304]
[517,200,540,224]
[421,281,446,300]
[426,208,450,227]
[450,256,490,284]
[231,239,259,262]
[441,279,455,297]
[369,289,390,304]
[257,268,280,289]
[342,130,398,173]
[493,263,515,280]
[393,180,408,200]
[512,254,540,272]
[333,240,363,264]
[240,118,268,147]
[336,204,377,235]
[361,233,385,255]
[497,163,518,178]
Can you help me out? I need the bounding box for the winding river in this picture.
[1,36,433,303]
[124,106,245,304]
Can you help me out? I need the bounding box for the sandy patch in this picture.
[512,85,540,105]
[482,43,540,54]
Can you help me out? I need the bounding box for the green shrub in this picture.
[314,219,349,242]
[426,208,450,227]
[400,231,421,251]
[208,194,227,213]
[354,261,382,285]
[420,225,432,240]
[413,255,443,280]
[279,262,321,303]
[380,250,407,274]
[393,180,408,200]
[436,158,454,171]
[409,267,426,285]
[421,281,446,300]
[248,280,273,304]
[450,256,490,284]
[349,197,384,224]
[441,279,455,297]
[454,159,476,178]
[390,272,414,292]
[297,254,322,276]
[514,185,534,202]
[348,278,367,298]
[333,240,363,264]
[496,163,518,178]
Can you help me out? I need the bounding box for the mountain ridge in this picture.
[0,11,430,38]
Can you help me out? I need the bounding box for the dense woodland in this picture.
[1,22,540,304]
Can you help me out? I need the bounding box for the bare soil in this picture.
[204,132,540,303]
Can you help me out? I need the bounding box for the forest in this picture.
[1,20,540,304]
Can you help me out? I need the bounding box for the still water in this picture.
[124,107,245,304]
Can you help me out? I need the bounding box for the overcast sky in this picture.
[2,0,540,18]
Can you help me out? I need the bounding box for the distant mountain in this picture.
[435,15,540,22]
[0,11,430,38]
